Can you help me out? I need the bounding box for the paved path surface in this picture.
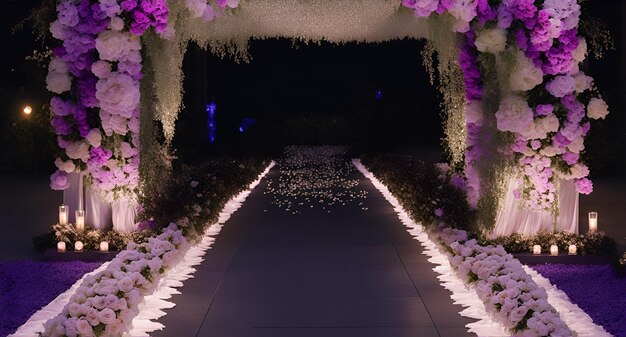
[153,165,476,337]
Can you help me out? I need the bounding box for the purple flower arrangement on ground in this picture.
[0,260,101,337]
[532,264,626,337]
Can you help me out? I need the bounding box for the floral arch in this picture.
[47,0,608,233]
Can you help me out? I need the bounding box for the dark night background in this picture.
[1,0,624,173]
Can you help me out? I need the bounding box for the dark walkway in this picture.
[153,166,476,337]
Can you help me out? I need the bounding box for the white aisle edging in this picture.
[127,160,275,336]
[352,159,510,337]
[354,159,612,337]
[523,266,611,337]
[10,161,275,337]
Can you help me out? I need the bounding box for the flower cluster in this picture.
[403,0,609,211]
[434,226,574,336]
[47,0,171,202]
[41,224,188,337]
[184,0,239,22]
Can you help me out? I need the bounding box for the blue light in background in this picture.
[375,90,383,101]
[239,118,257,133]
[206,101,217,142]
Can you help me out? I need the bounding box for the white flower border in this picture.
[11,161,274,337]
[353,159,610,337]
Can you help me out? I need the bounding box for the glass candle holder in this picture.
[100,241,109,252]
[588,212,598,233]
[533,245,541,255]
[59,205,68,225]
[75,210,85,232]
[568,244,577,255]
[74,241,84,252]
[550,244,559,256]
[57,241,66,252]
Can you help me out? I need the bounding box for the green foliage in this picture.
[487,231,616,256]
[33,223,154,252]
[361,154,477,232]
[139,157,270,242]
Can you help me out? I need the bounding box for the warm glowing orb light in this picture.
[23,105,32,115]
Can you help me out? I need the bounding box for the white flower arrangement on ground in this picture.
[40,223,189,337]
[433,226,574,337]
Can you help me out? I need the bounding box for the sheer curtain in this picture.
[86,188,112,230]
[63,173,135,231]
[492,178,579,237]
[111,198,138,233]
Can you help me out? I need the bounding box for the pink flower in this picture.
[434,208,444,217]
[50,170,70,190]
[575,178,593,195]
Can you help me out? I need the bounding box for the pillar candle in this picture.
[550,244,559,256]
[59,205,68,225]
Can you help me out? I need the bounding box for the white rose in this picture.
[567,135,585,154]
[91,60,112,78]
[587,97,609,120]
[49,20,69,40]
[49,57,68,73]
[75,319,94,336]
[465,100,483,126]
[86,129,102,147]
[68,302,82,317]
[46,71,72,94]
[186,0,207,18]
[86,308,100,326]
[546,75,575,98]
[96,72,140,116]
[510,50,543,91]
[110,16,125,31]
[98,308,117,325]
[572,37,587,63]
[55,157,76,173]
[540,146,560,157]
[118,276,135,293]
[65,141,90,163]
[475,28,507,54]
[573,71,593,93]
[495,95,534,133]
[95,30,141,62]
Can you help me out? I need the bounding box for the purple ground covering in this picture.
[532,264,626,337]
[0,260,101,337]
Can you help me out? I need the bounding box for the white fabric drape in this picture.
[493,178,579,237]
[85,188,112,230]
[111,198,138,233]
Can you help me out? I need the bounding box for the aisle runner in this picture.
[354,159,611,337]
[353,159,509,337]
[11,162,275,337]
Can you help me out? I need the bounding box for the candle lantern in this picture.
[74,241,84,252]
[550,244,559,256]
[59,205,68,225]
[57,242,66,252]
[588,212,598,233]
[568,244,577,255]
[533,245,541,255]
[75,210,85,232]
[100,241,109,252]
